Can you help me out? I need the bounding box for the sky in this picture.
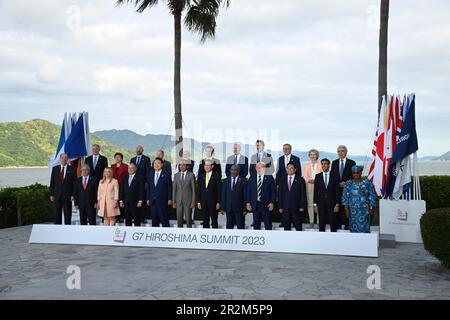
[0,0,449,156]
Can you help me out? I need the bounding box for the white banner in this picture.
[380,199,426,243]
[29,224,379,257]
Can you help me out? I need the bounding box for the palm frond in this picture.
[116,0,159,13]
[185,0,229,42]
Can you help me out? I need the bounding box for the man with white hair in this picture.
[73,164,98,225]
[246,162,276,230]
[49,153,76,225]
[330,145,356,230]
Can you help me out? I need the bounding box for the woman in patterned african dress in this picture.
[341,165,377,233]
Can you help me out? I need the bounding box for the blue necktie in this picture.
[234,155,237,165]
[93,156,98,169]
[339,160,344,180]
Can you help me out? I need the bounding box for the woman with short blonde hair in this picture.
[303,148,323,228]
[97,167,120,226]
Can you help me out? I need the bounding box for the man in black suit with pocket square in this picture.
[49,153,76,225]
[314,158,341,232]
[84,144,108,186]
[73,164,98,225]
[120,163,145,226]
[197,160,222,229]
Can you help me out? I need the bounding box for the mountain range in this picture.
[0,119,447,167]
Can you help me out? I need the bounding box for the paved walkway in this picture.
[1,225,449,300]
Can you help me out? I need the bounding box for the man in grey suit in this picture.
[173,160,197,228]
[249,139,275,177]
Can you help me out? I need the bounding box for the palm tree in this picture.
[117,0,230,161]
[378,0,389,115]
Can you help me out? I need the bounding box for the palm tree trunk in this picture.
[378,0,390,115]
[174,11,183,162]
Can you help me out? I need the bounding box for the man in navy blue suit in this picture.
[314,158,340,232]
[278,163,307,231]
[147,157,172,227]
[197,160,222,229]
[276,143,302,185]
[221,165,248,229]
[225,143,248,178]
[246,162,276,230]
[131,145,152,224]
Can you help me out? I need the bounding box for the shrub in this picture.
[420,208,450,268]
[419,176,450,210]
[0,184,52,228]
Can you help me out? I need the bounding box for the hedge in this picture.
[420,208,450,268]
[1,175,450,228]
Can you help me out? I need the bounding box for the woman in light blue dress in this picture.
[341,165,377,233]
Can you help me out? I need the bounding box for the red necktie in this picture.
[288,176,292,191]
[60,167,65,182]
[83,177,87,190]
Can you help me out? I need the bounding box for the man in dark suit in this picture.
[130,145,152,180]
[249,139,275,177]
[120,163,145,226]
[198,145,222,181]
[74,164,98,225]
[225,143,249,178]
[84,144,108,185]
[176,149,195,173]
[197,160,221,229]
[49,153,76,225]
[276,143,302,185]
[330,145,356,230]
[147,158,172,227]
[221,165,248,229]
[130,145,152,223]
[246,162,276,230]
[154,149,172,176]
[314,158,340,232]
[278,163,307,231]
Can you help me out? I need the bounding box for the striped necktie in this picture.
[257,175,262,201]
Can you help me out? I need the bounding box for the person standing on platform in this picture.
[154,149,172,176]
[147,158,172,227]
[221,165,248,229]
[303,149,322,228]
[225,143,249,179]
[330,145,356,230]
[120,163,144,226]
[85,144,108,186]
[97,168,120,226]
[176,149,195,173]
[111,152,128,223]
[198,145,222,181]
[313,159,340,232]
[74,164,98,225]
[249,140,275,177]
[197,160,221,229]
[278,163,307,231]
[173,160,196,228]
[130,145,151,224]
[276,143,302,185]
[246,162,276,230]
[49,153,76,225]
[341,166,377,233]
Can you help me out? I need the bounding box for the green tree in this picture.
[117,0,230,162]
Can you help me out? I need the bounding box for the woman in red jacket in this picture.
[111,152,128,223]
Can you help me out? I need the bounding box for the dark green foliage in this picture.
[0,184,53,229]
[420,208,450,268]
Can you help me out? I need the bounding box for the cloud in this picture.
[0,0,449,156]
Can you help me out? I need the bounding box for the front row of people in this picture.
[50,154,377,233]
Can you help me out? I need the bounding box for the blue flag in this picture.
[65,113,88,159]
[386,95,418,198]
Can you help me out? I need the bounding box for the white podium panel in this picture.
[29,224,378,257]
[379,199,426,243]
